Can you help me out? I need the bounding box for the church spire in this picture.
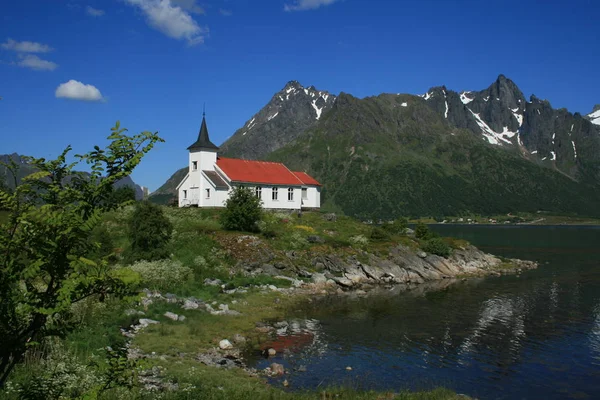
[187,109,219,151]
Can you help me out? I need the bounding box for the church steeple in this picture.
[187,110,219,151]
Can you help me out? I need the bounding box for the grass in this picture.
[2,205,469,399]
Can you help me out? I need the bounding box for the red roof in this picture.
[293,171,321,186]
[216,157,320,186]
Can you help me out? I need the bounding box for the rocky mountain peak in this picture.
[587,104,600,126]
[217,81,337,160]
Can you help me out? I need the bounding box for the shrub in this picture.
[124,201,173,263]
[127,259,193,290]
[381,217,408,235]
[87,224,117,263]
[349,234,369,246]
[415,222,436,240]
[220,187,263,232]
[370,227,391,241]
[422,237,451,258]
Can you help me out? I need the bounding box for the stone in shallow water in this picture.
[270,363,285,375]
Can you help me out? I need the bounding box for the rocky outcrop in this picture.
[298,244,535,289]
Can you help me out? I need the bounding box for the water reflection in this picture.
[247,226,600,399]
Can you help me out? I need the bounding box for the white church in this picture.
[177,115,321,210]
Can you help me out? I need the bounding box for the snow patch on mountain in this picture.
[588,109,600,126]
[550,151,556,161]
[572,141,577,159]
[468,109,514,145]
[460,91,474,104]
[311,100,323,120]
[268,112,279,121]
[401,102,408,107]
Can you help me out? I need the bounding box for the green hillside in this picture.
[266,93,600,219]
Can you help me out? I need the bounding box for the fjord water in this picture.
[257,225,600,399]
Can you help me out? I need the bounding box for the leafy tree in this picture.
[220,186,263,232]
[0,122,163,387]
[124,201,173,263]
[370,227,390,241]
[382,217,408,235]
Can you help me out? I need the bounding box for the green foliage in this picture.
[220,186,263,232]
[422,237,451,258]
[87,224,117,264]
[370,227,391,241]
[0,121,163,387]
[415,222,433,240]
[124,201,173,263]
[381,217,408,235]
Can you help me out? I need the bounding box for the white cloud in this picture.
[55,80,104,102]
[86,6,106,16]
[170,0,204,14]
[1,38,53,53]
[125,0,207,45]
[284,0,340,11]
[17,54,58,71]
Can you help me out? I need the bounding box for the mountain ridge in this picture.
[150,75,600,218]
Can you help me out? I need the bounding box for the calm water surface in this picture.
[250,225,600,399]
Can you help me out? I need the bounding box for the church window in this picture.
[272,187,278,201]
[192,161,197,171]
[183,190,187,199]
[288,188,294,201]
[206,188,210,198]
[255,186,262,198]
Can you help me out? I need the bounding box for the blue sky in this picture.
[1,0,599,191]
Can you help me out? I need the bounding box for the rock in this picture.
[219,339,233,350]
[164,311,179,321]
[297,365,307,372]
[141,298,153,309]
[274,262,288,270]
[268,285,278,291]
[165,293,178,303]
[311,272,327,284]
[417,251,427,258]
[332,276,354,287]
[323,213,337,222]
[298,269,313,278]
[346,366,352,371]
[270,363,285,375]
[307,235,325,244]
[182,299,200,310]
[267,348,277,356]
[232,334,246,344]
[273,321,289,329]
[204,278,223,286]
[256,326,273,334]
[178,315,186,321]
[138,318,159,328]
[125,309,145,316]
[283,379,289,387]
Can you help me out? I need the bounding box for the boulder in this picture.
[219,339,233,350]
[311,273,327,284]
[164,312,179,321]
[232,334,246,344]
[307,235,325,244]
[182,299,200,310]
[204,278,223,286]
[323,213,337,222]
[270,363,285,375]
[267,348,277,356]
[138,319,159,328]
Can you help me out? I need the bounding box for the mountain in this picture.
[150,81,336,200]
[219,81,336,160]
[152,76,600,218]
[587,104,600,126]
[0,153,144,200]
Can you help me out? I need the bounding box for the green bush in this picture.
[124,201,173,263]
[381,217,408,235]
[422,237,451,257]
[220,187,263,232]
[87,224,117,264]
[415,222,436,240]
[370,227,391,241]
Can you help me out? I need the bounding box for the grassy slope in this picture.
[266,93,600,219]
[2,207,466,399]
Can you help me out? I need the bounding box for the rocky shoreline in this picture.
[120,239,537,392]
